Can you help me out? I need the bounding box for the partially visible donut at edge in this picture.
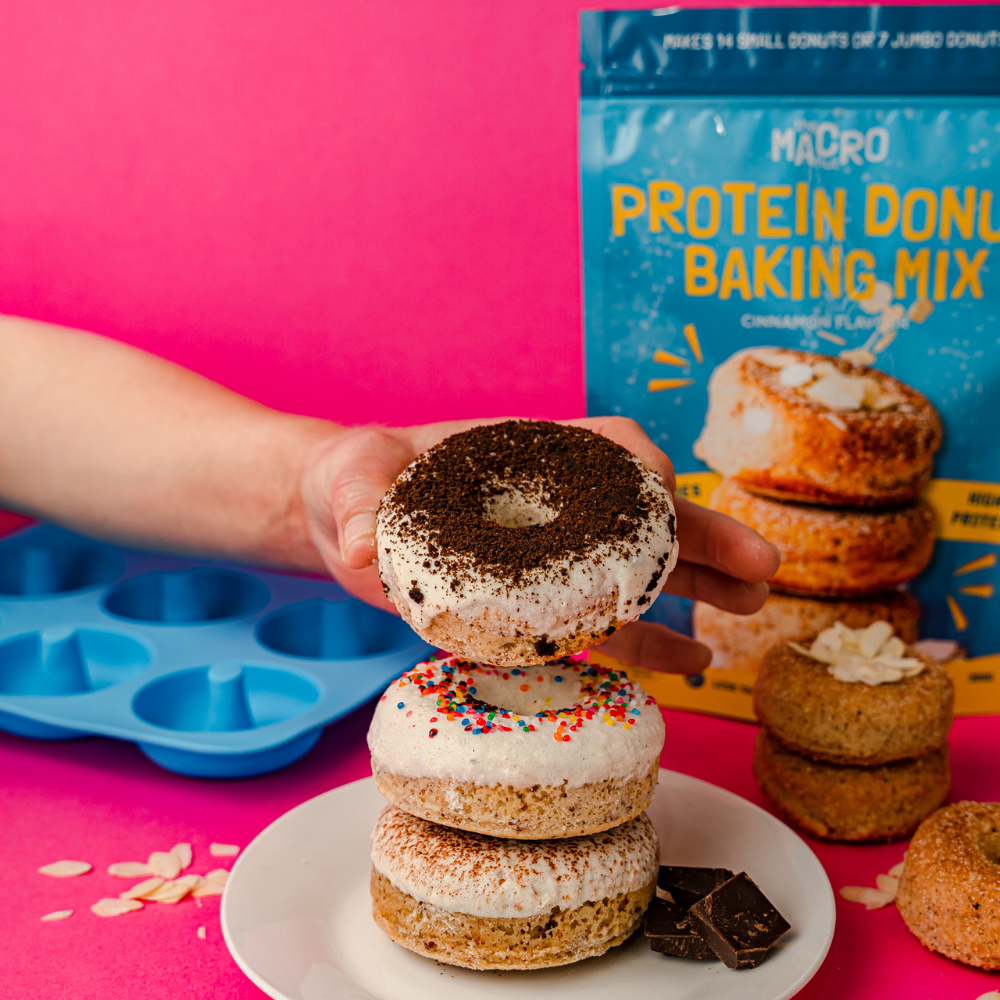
[376,420,678,667]
[694,347,942,507]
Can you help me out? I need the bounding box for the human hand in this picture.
[300,417,780,674]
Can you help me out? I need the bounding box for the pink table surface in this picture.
[2,1,999,998]
[3,704,999,999]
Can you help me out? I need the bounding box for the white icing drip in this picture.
[371,806,659,918]
[367,659,665,788]
[789,620,925,686]
[377,455,678,647]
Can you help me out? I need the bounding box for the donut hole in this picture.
[469,667,582,716]
[483,488,557,529]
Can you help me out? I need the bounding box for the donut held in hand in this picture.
[376,420,678,666]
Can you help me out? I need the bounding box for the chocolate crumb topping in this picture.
[408,587,424,604]
[381,420,672,588]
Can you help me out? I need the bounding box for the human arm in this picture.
[0,316,780,673]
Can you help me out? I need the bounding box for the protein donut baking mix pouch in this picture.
[580,5,1000,719]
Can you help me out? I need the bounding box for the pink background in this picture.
[1,2,998,998]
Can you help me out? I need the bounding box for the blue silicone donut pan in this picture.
[0,524,433,778]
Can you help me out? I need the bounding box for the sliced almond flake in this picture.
[196,925,207,940]
[974,991,1000,1000]
[204,868,230,884]
[40,909,73,922]
[146,874,203,905]
[822,412,848,432]
[908,298,934,323]
[839,348,876,368]
[119,877,165,900]
[192,880,224,898]
[875,874,899,897]
[209,843,240,857]
[170,843,193,871]
[859,280,893,315]
[859,621,894,658]
[38,860,92,878]
[778,363,815,388]
[839,885,895,910]
[91,897,144,917]
[148,851,182,879]
[888,861,906,878]
[108,861,154,878]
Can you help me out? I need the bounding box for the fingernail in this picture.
[342,512,376,561]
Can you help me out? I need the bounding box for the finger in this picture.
[595,620,711,674]
[662,559,770,615]
[565,416,676,492]
[305,428,417,570]
[674,496,780,582]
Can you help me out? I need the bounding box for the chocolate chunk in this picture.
[534,636,558,658]
[408,587,424,604]
[686,872,791,970]
[657,865,735,908]
[643,899,713,959]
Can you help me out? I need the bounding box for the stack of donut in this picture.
[751,620,954,841]
[692,346,943,672]
[365,420,680,969]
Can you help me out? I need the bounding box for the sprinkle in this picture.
[209,843,240,858]
[429,729,438,738]
[396,702,404,709]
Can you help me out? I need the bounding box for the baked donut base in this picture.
[753,728,950,843]
[752,644,954,766]
[397,600,627,669]
[371,870,656,970]
[897,801,1000,970]
[371,760,659,839]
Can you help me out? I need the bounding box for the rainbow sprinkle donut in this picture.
[367,655,665,839]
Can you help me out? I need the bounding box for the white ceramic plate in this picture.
[222,771,835,1000]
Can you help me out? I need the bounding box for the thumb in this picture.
[303,428,415,571]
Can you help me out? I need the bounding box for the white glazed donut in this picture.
[376,420,678,667]
[367,655,665,838]
[370,805,659,969]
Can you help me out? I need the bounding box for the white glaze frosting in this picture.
[371,805,659,918]
[376,435,678,654]
[789,620,925,686]
[367,657,665,789]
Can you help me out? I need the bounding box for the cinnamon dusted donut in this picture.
[753,728,950,843]
[368,655,664,839]
[693,347,942,506]
[370,805,659,970]
[710,479,936,597]
[753,623,953,766]
[693,589,920,674]
[896,802,1000,969]
[376,420,678,666]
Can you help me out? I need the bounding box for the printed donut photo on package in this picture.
[580,4,1000,721]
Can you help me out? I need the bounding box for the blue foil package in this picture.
[581,5,1000,715]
